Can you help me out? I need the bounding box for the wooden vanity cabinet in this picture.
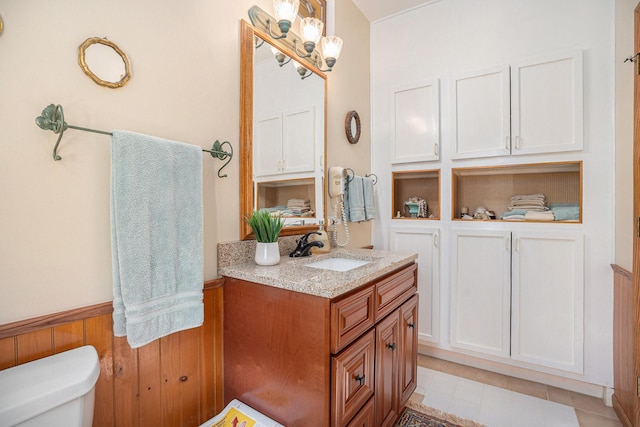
[223,262,418,427]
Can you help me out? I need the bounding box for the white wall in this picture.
[615,0,636,272]
[0,0,371,324]
[370,0,615,389]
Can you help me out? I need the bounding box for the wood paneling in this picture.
[613,264,634,427]
[0,279,224,427]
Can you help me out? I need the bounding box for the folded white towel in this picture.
[111,130,204,349]
[525,210,555,221]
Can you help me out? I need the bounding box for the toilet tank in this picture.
[0,345,100,427]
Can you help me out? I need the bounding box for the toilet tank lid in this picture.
[0,345,100,427]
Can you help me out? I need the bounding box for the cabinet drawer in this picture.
[375,263,417,321]
[332,330,375,427]
[345,397,375,427]
[331,285,375,353]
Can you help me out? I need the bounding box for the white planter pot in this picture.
[255,242,280,266]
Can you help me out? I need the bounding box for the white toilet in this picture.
[0,345,100,427]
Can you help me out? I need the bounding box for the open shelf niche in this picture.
[392,169,440,220]
[452,161,582,222]
[255,177,316,219]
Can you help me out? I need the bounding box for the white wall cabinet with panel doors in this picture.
[391,79,440,164]
[254,106,317,177]
[390,226,440,344]
[451,49,583,160]
[450,228,584,373]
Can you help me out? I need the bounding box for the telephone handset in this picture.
[328,167,349,247]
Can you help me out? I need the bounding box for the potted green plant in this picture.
[245,210,284,265]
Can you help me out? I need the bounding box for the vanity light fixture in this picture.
[271,45,292,67]
[270,0,300,39]
[251,3,343,73]
[291,59,312,80]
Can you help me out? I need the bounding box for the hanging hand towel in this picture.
[346,175,366,222]
[111,130,204,348]
[363,176,377,220]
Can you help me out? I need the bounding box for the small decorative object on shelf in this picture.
[245,210,284,265]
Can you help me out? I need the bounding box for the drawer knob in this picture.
[387,342,396,351]
[354,374,365,385]
[407,322,415,329]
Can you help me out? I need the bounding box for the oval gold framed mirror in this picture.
[78,37,131,89]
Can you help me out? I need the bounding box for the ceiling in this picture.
[351,0,438,22]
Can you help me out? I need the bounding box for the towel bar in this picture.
[35,104,233,178]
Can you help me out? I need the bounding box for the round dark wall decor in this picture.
[345,110,361,144]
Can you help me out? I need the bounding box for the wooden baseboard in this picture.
[613,394,634,427]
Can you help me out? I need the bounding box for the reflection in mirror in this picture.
[78,37,131,89]
[240,21,327,240]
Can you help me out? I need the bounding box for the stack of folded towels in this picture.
[284,198,312,217]
[549,203,580,221]
[502,193,554,221]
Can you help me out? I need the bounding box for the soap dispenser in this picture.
[311,220,330,254]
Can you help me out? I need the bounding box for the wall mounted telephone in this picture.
[328,167,349,247]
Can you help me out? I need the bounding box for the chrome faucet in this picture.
[289,232,324,257]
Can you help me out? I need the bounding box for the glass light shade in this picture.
[273,0,299,23]
[321,36,343,60]
[300,17,324,45]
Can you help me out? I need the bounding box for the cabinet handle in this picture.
[515,237,519,252]
[407,322,415,329]
[354,374,365,385]
[434,143,439,156]
[387,342,396,351]
[506,135,510,150]
[515,135,520,150]
[505,238,510,252]
[433,233,438,248]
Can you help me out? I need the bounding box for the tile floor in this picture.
[414,355,623,427]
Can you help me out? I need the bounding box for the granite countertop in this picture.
[218,247,418,299]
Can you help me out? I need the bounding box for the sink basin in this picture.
[304,257,371,272]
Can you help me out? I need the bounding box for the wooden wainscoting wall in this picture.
[0,279,224,427]
[612,264,634,427]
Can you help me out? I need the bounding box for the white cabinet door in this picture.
[451,66,511,159]
[450,50,583,160]
[511,49,583,155]
[511,231,584,373]
[254,114,283,176]
[450,229,511,357]
[282,106,316,174]
[391,79,440,164]
[390,226,440,344]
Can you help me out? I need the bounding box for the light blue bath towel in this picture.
[111,130,204,348]
[345,176,366,222]
[363,176,377,220]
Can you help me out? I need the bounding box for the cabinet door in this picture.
[391,79,440,163]
[511,49,583,155]
[375,312,400,427]
[390,226,440,344]
[511,231,584,373]
[399,295,418,406]
[332,330,376,427]
[451,66,511,159]
[254,113,284,176]
[450,229,511,358]
[282,106,316,174]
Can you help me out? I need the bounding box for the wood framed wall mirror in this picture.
[239,20,327,240]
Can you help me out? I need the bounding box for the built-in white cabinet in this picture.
[254,106,316,177]
[391,79,440,164]
[452,49,583,160]
[390,226,440,344]
[450,228,584,373]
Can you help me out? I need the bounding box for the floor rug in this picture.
[396,398,487,427]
